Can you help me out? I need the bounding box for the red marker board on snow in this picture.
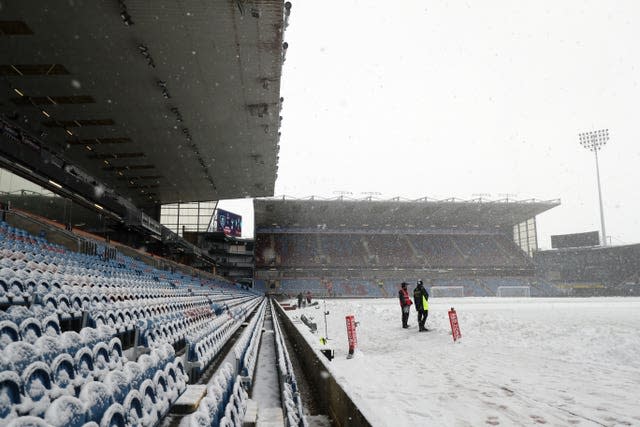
[448,307,462,342]
[345,315,358,358]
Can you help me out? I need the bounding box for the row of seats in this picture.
[190,298,267,427]
[2,343,187,426]
[272,300,307,426]
[255,232,532,269]
[186,298,263,379]
[235,299,267,385]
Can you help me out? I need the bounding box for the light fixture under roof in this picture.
[48,180,62,189]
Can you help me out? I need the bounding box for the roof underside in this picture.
[1,1,284,207]
[254,198,561,230]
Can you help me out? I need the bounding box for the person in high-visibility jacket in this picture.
[413,280,430,331]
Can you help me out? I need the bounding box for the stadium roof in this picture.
[254,196,561,231]
[0,1,286,208]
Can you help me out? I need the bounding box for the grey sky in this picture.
[272,0,640,248]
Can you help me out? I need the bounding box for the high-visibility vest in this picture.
[422,295,429,311]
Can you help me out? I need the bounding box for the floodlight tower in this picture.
[578,129,609,246]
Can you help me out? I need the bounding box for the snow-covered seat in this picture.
[108,338,125,368]
[34,335,60,365]
[91,342,111,380]
[137,354,160,382]
[79,381,113,424]
[0,320,21,350]
[5,341,40,373]
[0,370,21,423]
[57,294,73,320]
[139,379,160,426]
[20,361,53,417]
[103,370,129,405]
[5,305,34,326]
[153,369,173,409]
[50,353,77,397]
[74,347,95,383]
[18,318,42,344]
[122,389,144,427]
[165,361,187,397]
[41,315,61,337]
[60,331,83,357]
[44,395,87,427]
[6,415,51,427]
[123,361,145,391]
[99,403,126,427]
[189,411,212,427]
[42,293,58,312]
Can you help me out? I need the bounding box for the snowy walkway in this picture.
[251,308,282,411]
[286,297,640,426]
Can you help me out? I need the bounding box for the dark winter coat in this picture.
[413,285,429,312]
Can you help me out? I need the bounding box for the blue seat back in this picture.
[44,395,87,427]
[0,371,21,421]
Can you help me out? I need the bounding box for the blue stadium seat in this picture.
[74,347,95,384]
[122,389,144,427]
[139,379,160,426]
[50,353,77,397]
[123,361,144,391]
[5,306,33,326]
[34,336,61,365]
[91,342,111,379]
[108,338,125,368]
[103,370,129,405]
[165,361,187,397]
[41,315,61,337]
[6,415,52,427]
[4,341,39,373]
[98,403,126,427]
[189,411,212,427]
[60,331,84,357]
[0,370,21,423]
[0,320,21,350]
[21,361,53,416]
[43,395,87,427]
[79,381,113,423]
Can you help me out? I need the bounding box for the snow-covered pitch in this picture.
[287,297,640,426]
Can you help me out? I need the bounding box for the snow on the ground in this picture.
[287,297,640,426]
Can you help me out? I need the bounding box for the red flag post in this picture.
[448,307,462,342]
[345,314,358,359]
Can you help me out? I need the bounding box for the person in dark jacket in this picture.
[398,282,413,328]
[297,292,304,309]
[413,279,430,331]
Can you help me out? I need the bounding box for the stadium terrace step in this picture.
[171,384,208,414]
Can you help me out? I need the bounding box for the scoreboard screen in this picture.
[551,231,600,249]
[216,209,242,237]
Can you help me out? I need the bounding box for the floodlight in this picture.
[578,128,610,246]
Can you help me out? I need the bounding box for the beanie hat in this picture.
[417,280,423,286]
[401,282,407,288]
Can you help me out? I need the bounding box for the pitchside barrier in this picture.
[430,286,465,298]
[496,286,531,297]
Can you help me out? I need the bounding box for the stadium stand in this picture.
[534,243,640,296]
[0,217,273,426]
[254,198,562,298]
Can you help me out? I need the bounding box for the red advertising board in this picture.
[448,307,462,342]
[345,315,358,358]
